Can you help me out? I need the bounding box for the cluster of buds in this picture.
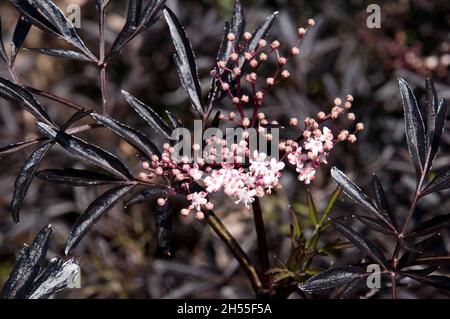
[210,19,315,121]
[282,95,364,184]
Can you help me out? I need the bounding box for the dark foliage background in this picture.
[0,0,449,298]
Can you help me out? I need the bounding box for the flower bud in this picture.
[271,40,280,49]
[221,82,230,91]
[255,91,264,100]
[243,32,252,41]
[227,33,236,41]
[230,53,239,61]
[266,77,275,86]
[250,59,258,68]
[241,95,249,103]
[356,122,364,131]
[291,47,300,56]
[348,134,357,143]
[347,113,356,121]
[278,57,287,65]
[317,111,326,120]
[181,208,190,216]
[259,53,268,61]
[157,198,166,206]
[308,18,315,26]
[281,70,290,79]
[289,117,298,126]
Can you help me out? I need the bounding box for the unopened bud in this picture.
[266,77,275,86]
[289,117,298,126]
[243,32,252,41]
[281,70,290,78]
[271,40,280,49]
[157,198,166,206]
[291,47,300,56]
[227,33,236,41]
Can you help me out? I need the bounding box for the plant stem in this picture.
[98,1,108,114]
[252,197,270,285]
[391,273,397,299]
[26,87,86,111]
[205,210,265,297]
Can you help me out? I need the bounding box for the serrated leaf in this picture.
[9,0,61,37]
[27,257,79,299]
[405,214,450,238]
[0,77,54,126]
[31,0,96,61]
[123,185,167,208]
[11,142,52,223]
[330,167,378,216]
[332,218,389,269]
[26,48,92,61]
[36,168,121,186]
[92,112,160,159]
[1,225,52,298]
[399,78,426,178]
[372,174,397,230]
[122,90,171,139]
[163,7,204,117]
[37,122,132,180]
[421,167,450,196]
[299,266,365,293]
[65,184,135,255]
[307,190,318,227]
[11,16,31,65]
[403,273,450,291]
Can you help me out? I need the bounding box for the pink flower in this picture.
[187,192,208,212]
[297,164,316,184]
[304,137,324,157]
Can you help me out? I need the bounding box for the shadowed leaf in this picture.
[11,142,53,223]
[372,174,397,230]
[36,168,121,186]
[421,167,450,196]
[123,185,167,208]
[165,110,182,129]
[403,273,450,291]
[109,0,142,55]
[0,18,7,63]
[60,110,92,131]
[65,184,135,255]
[0,139,41,157]
[332,218,389,269]
[11,16,31,65]
[406,214,450,238]
[307,190,318,227]
[355,215,395,235]
[154,198,172,255]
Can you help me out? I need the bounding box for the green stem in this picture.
[252,198,270,284]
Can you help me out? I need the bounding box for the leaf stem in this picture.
[205,210,266,297]
[26,87,86,111]
[98,1,108,114]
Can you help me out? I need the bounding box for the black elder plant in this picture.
[0,0,449,300]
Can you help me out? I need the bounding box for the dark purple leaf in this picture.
[414,256,450,266]
[207,22,230,102]
[403,273,450,291]
[406,214,450,238]
[398,233,441,269]
[165,110,182,129]
[0,77,54,126]
[0,18,8,63]
[37,122,132,180]
[31,0,96,61]
[27,257,79,299]
[123,185,167,208]
[330,167,378,216]
[60,109,92,131]
[355,215,395,235]
[332,218,389,269]
[139,0,166,29]
[399,78,426,178]
[424,79,447,172]
[11,16,32,65]
[9,0,61,37]
[26,48,92,61]
[36,168,122,186]
[65,184,135,255]
[122,90,171,139]
[109,0,142,55]
[92,112,160,159]
[421,167,450,196]
[1,225,52,298]
[299,266,365,293]
[225,0,245,59]
[372,174,397,230]
[11,142,53,223]
[163,7,204,117]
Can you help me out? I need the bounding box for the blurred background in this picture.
[0,0,449,298]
